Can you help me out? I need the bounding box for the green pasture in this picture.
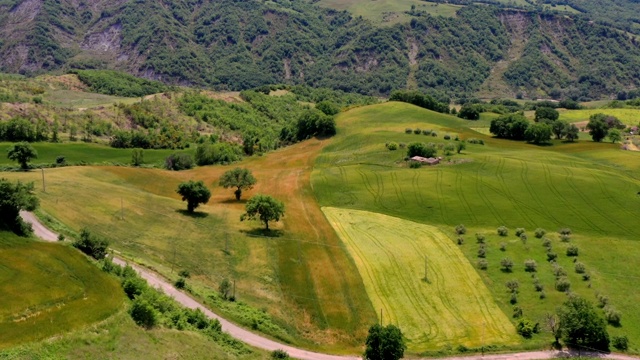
[316,0,462,26]
[542,4,582,13]
[323,207,518,351]
[0,142,194,167]
[0,231,124,349]
[559,108,640,126]
[312,102,640,351]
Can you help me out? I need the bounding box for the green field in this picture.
[312,102,640,352]
[558,108,640,125]
[323,207,518,351]
[316,0,462,25]
[542,4,582,13]
[43,89,142,108]
[0,231,124,349]
[0,142,194,167]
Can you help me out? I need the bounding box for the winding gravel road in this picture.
[20,211,639,360]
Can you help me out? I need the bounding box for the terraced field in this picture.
[0,232,124,348]
[323,207,518,351]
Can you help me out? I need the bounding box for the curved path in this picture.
[20,211,639,360]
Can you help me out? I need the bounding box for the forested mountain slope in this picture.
[0,0,639,100]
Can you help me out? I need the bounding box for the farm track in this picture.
[20,211,640,360]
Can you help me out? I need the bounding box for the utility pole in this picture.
[41,168,45,192]
[424,255,428,281]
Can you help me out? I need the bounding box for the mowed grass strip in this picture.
[322,207,518,351]
[0,232,124,348]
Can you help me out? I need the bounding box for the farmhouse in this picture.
[410,156,442,165]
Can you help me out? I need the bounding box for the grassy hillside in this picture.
[323,207,518,351]
[1,138,377,353]
[0,231,124,349]
[558,108,640,126]
[312,102,640,353]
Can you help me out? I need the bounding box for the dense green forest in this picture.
[0,0,639,99]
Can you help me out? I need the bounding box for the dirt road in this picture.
[20,211,639,360]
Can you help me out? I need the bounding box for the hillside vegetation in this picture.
[0,0,639,99]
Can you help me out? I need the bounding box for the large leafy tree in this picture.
[219,167,257,200]
[363,324,406,360]
[176,180,211,213]
[240,194,284,230]
[0,178,39,236]
[7,142,38,169]
[524,123,552,144]
[558,295,610,351]
[586,116,609,142]
[534,107,559,122]
[563,123,580,142]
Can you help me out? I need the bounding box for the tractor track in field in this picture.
[475,159,507,226]
[517,159,562,225]
[20,212,640,360]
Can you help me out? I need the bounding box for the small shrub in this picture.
[444,134,451,140]
[477,259,488,270]
[457,236,464,245]
[560,234,571,242]
[604,306,622,326]
[520,233,528,244]
[539,291,546,299]
[175,277,186,289]
[582,273,591,281]
[454,135,459,141]
[510,292,518,304]
[596,293,609,308]
[516,318,537,338]
[524,259,537,272]
[271,349,290,359]
[552,264,567,278]
[55,156,66,165]
[505,280,519,293]
[542,238,552,248]
[475,233,486,243]
[477,246,486,258]
[409,161,422,169]
[455,224,467,235]
[546,252,558,262]
[219,278,232,300]
[497,226,508,236]
[178,270,191,278]
[414,128,422,134]
[130,298,157,329]
[57,233,65,241]
[122,277,146,300]
[431,132,438,137]
[555,277,571,292]
[405,128,413,134]
[164,153,194,171]
[500,257,514,272]
[499,242,506,251]
[73,228,109,260]
[513,306,523,318]
[386,142,398,150]
[558,228,572,235]
[612,335,629,351]
[566,244,579,256]
[399,142,406,148]
[534,228,546,238]
[574,262,586,274]
[515,228,526,237]
[422,129,432,135]
[534,282,544,292]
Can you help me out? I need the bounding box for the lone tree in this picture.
[219,168,257,200]
[558,295,610,351]
[7,142,38,170]
[586,116,609,142]
[364,323,406,360]
[0,178,39,236]
[241,194,285,231]
[176,180,211,213]
[608,129,622,144]
[563,123,580,142]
